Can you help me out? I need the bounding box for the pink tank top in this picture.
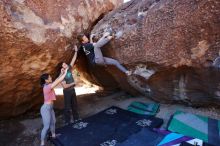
[43,84,56,102]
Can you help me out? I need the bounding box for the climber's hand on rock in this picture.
[90,34,96,38]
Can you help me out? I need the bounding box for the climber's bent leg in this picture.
[94,36,110,48]
[94,46,105,65]
[93,37,110,65]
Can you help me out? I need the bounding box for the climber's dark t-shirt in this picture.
[64,65,74,84]
[81,43,95,64]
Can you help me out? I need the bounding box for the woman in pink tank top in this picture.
[39,68,68,146]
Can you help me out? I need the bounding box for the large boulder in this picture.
[0,0,123,119]
[76,0,220,106]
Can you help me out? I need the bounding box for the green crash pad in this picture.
[127,101,160,116]
[168,111,220,146]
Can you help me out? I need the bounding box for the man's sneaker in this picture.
[126,71,132,76]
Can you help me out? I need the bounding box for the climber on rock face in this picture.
[57,45,80,125]
[77,31,132,76]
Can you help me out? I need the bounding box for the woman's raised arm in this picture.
[51,68,68,89]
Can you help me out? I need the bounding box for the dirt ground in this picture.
[1,90,220,146]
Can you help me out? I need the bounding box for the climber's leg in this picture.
[93,37,110,65]
[103,57,131,75]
